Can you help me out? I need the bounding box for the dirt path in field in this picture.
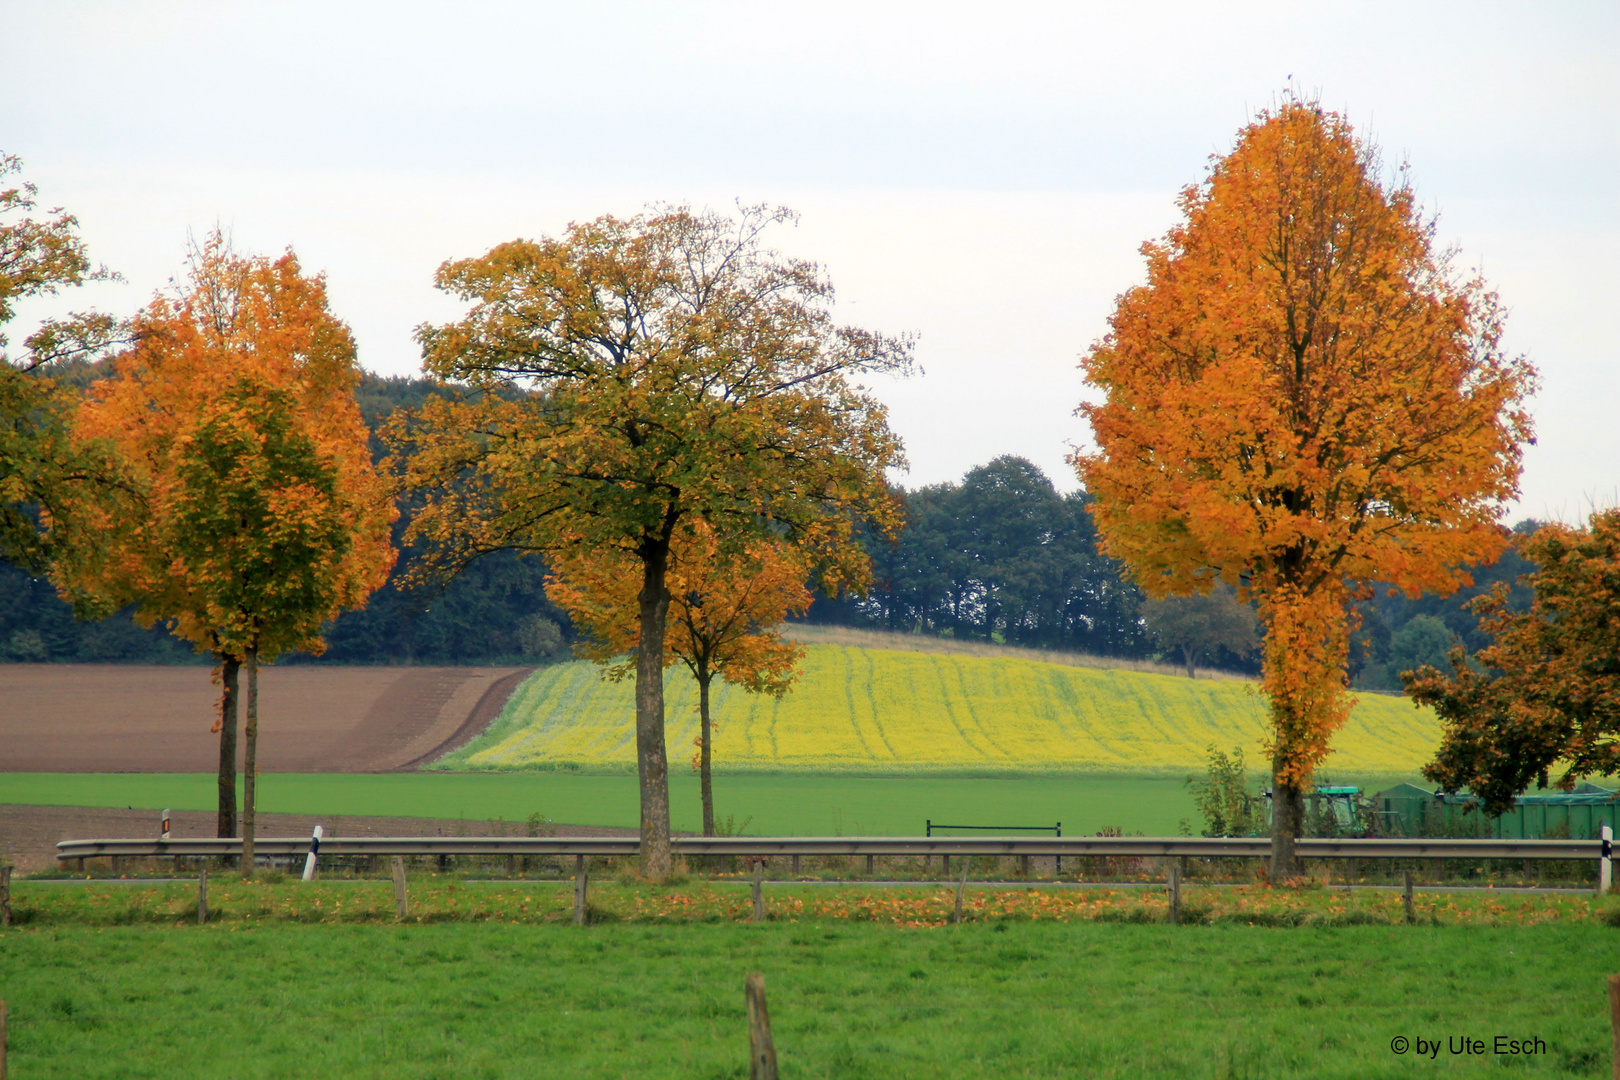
[0,664,533,774]
[0,804,635,875]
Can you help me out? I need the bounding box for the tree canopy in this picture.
[1074,99,1536,876]
[0,153,125,572]
[1142,583,1259,679]
[392,204,909,877]
[58,235,396,851]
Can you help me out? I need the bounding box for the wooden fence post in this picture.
[1607,973,1620,1080]
[745,973,778,1080]
[752,859,765,923]
[391,857,409,921]
[197,867,208,925]
[0,866,10,928]
[952,857,969,925]
[573,854,588,926]
[1167,860,1181,925]
[1403,870,1415,925]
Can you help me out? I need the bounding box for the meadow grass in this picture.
[0,880,1612,1078]
[2,771,1246,836]
[441,643,1439,776]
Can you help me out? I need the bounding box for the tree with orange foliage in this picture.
[547,522,811,836]
[391,205,907,879]
[58,235,396,867]
[1407,509,1620,814]
[1073,99,1535,877]
[1,152,127,571]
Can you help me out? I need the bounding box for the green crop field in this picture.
[1,771,1230,836]
[441,643,1439,777]
[0,897,1608,1078]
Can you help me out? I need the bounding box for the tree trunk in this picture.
[241,645,259,878]
[698,666,715,838]
[636,546,673,880]
[1269,773,1305,881]
[216,654,240,839]
[1182,644,1197,680]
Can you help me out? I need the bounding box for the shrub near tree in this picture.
[1074,98,1536,878]
[57,235,396,863]
[391,205,910,879]
[1408,509,1620,814]
[547,520,813,836]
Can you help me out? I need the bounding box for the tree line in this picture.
[8,392,1525,690]
[4,98,1614,882]
[0,364,1545,689]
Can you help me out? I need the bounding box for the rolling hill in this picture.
[436,638,1439,777]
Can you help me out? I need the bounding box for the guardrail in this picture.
[56,834,1607,863]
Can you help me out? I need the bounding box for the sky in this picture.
[2,1,1615,521]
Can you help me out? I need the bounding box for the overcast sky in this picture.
[3,1,1615,521]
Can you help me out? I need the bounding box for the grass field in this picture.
[0,884,1611,1078]
[441,643,1439,776]
[1,771,1229,836]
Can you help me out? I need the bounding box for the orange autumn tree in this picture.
[547,521,813,836]
[391,205,908,879]
[59,236,396,864]
[1073,100,1535,877]
[1,152,127,571]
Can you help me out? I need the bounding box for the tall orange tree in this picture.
[60,236,396,862]
[1073,100,1535,877]
[391,204,909,878]
[547,520,813,836]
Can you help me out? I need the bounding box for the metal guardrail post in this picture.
[573,855,588,926]
[1169,861,1183,922]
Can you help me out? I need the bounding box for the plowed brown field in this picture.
[0,664,532,773]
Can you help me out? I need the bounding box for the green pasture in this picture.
[443,643,1440,776]
[0,771,1237,836]
[0,912,1609,1078]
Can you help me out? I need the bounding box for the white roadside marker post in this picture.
[302,824,323,882]
[161,808,171,840]
[1600,824,1612,896]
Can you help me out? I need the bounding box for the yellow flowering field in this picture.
[441,643,1439,775]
